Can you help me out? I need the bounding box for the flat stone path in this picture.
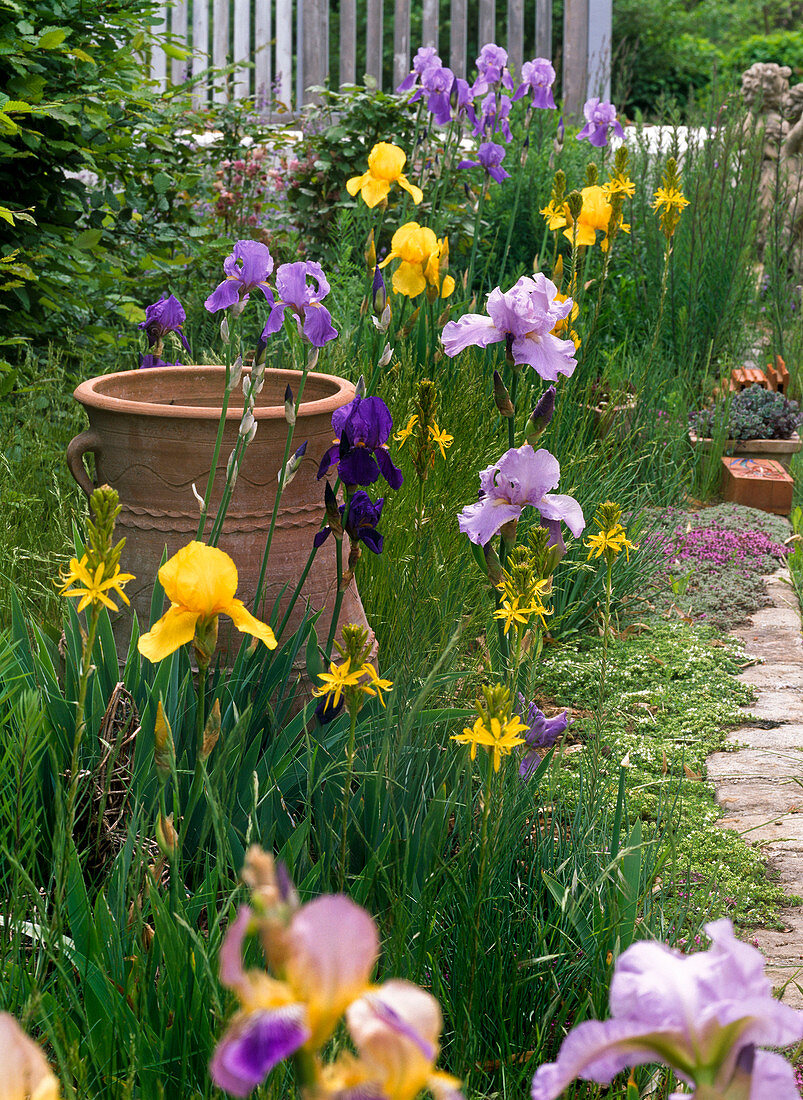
[709,569,803,1007]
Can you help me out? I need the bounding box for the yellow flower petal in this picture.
[368,142,407,180]
[225,598,278,649]
[346,171,371,197]
[138,606,200,662]
[360,177,392,208]
[392,261,427,298]
[441,274,455,298]
[397,175,423,204]
[158,541,238,614]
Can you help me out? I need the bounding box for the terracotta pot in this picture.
[689,430,802,471]
[66,365,372,659]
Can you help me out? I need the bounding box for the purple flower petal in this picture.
[374,446,404,491]
[205,278,242,314]
[210,1007,310,1096]
[302,303,338,346]
[339,447,381,487]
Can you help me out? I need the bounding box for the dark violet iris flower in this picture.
[471,43,514,96]
[517,695,570,777]
[139,293,191,354]
[205,239,275,313]
[458,141,510,183]
[317,395,403,490]
[397,46,442,93]
[474,92,512,143]
[577,97,625,148]
[261,261,338,347]
[314,489,384,554]
[512,57,557,109]
[139,354,182,369]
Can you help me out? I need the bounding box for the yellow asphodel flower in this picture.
[452,713,528,772]
[59,554,134,613]
[652,186,689,215]
[586,523,637,562]
[540,198,567,230]
[0,1013,60,1100]
[379,223,455,299]
[346,142,424,208]
[312,657,366,708]
[360,663,393,707]
[394,414,419,448]
[493,595,549,636]
[428,423,453,459]
[137,541,277,663]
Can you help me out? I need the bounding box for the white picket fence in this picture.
[149,0,611,116]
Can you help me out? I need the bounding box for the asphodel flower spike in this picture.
[585,501,638,565]
[452,684,529,772]
[138,541,276,665]
[346,142,424,208]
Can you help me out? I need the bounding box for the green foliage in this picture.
[725,30,803,77]
[690,383,803,441]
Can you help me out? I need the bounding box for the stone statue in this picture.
[741,62,803,272]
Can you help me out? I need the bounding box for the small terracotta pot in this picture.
[67,365,372,659]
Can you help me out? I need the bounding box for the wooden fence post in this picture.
[171,0,188,85]
[449,0,468,78]
[478,0,495,50]
[366,0,384,89]
[212,0,230,102]
[587,0,612,101]
[393,0,411,90]
[149,2,168,89]
[340,0,357,85]
[562,0,588,119]
[254,0,272,110]
[302,0,329,101]
[192,0,210,107]
[233,0,250,98]
[275,0,293,107]
[422,0,439,52]
[535,0,551,61]
[507,0,523,81]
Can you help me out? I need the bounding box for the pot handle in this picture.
[66,430,102,498]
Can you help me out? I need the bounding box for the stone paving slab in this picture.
[709,567,803,1003]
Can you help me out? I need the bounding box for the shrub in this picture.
[689,383,802,440]
[726,31,803,78]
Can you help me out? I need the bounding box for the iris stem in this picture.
[500,112,534,277]
[508,366,519,449]
[468,750,496,1019]
[197,316,239,541]
[324,495,353,659]
[252,329,312,615]
[65,603,101,841]
[466,179,488,297]
[338,707,358,890]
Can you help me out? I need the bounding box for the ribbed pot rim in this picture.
[72,366,354,421]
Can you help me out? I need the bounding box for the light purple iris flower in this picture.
[205,239,275,313]
[411,65,456,126]
[577,97,625,147]
[210,898,379,1096]
[458,141,510,183]
[261,261,338,346]
[450,76,477,125]
[473,92,512,143]
[472,43,514,96]
[397,46,442,93]
[512,58,557,109]
[457,444,585,547]
[441,274,578,381]
[518,696,570,777]
[139,293,191,353]
[531,918,803,1100]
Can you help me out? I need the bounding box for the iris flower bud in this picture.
[526,385,556,439]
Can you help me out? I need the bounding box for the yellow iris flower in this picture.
[346,142,424,208]
[137,541,277,663]
[562,184,613,247]
[59,554,134,613]
[379,223,455,300]
[452,713,528,772]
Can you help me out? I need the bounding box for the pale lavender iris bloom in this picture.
[397,46,442,93]
[205,240,275,313]
[139,293,191,353]
[457,444,585,547]
[261,261,338,346]
[517,696,570,776]
[577,97,625,147]
[458,141,510,183]
[450,76,477,125]
[441,274,578,381]
[531,918,803,1100]
[512,58,557,109]
[474,91,512,142]
[411,65,456,126]
[472,43,514,96]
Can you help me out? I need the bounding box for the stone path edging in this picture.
[709,568,803,1007]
